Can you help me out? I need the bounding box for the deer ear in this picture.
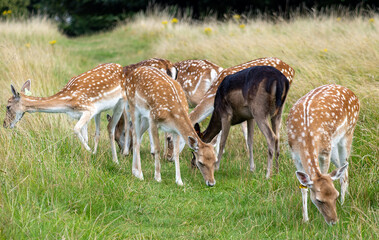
[330,163,348,181]
[11,84,19,98]
[106,114,112,122]
[210,135,218,146]
[194,123,201,135]
[188,136,199,151]
[296,171,313,187]
[21,79,31,93]
[169,66,177,80]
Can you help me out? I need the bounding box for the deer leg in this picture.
[301,188,309,222]
[108,101,125,164]
[255,117,276,179]
[214,132,222,156]
[247,118,255,172]
[241,121,249,150]
[216,117,231,171]
[318,150,331,174]
[131,107,144,180]
[81,124,89,144]
[271,114,282,172]
[74,111,93,152]
[163,133,174,162]
[93,113,101,154]
[337,133,353,204]
[172,133,183,186]
[122,108,131,156]
[148,118,161,182]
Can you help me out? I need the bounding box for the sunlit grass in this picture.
[0,12,378,239]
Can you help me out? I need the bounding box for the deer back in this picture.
[174,59,223,106]
[123,58,177,80]
[190,57,294,123]
[125,66,188,121]
[287,84,360,173]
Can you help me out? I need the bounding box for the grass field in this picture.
[0,11,378,239]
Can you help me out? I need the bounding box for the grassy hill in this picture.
[0,12,378,239]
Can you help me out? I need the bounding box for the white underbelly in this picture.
[94,97,122,112]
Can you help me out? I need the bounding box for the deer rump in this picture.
[212,65,289,131]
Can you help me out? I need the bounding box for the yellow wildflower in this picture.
[162,20,168,25]
[49,40,57,45]
[2,10,7,16]
[337,17,341,22]
[7,10,11,14]
[233,14,241,21]
[369,18,374,23]
[25,43,31,48]
[204,27,212,35]
[171,18,178,24]
[239,24,245,29]
[323,48,328,52]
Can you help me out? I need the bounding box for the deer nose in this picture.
[328,219,338,226]
[206,180,216,187]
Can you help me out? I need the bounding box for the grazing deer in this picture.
[3,63,127,163]
[173,59,223,107]
[106,58,177,155]
[189,57,294,124]
[180,57,294,165]
[287,84,360,225]
[124,66,217,186]
[194,66,290,179]
[164,59,223,160]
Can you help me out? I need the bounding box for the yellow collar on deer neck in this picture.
[299,184,307,189]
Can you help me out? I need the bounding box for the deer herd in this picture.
[3,56,360,225]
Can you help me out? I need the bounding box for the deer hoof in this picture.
[176,179,184,186]
[132,169,144,180]
[154,174,162,182]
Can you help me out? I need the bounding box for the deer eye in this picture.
[316,199,324,204]
[197,161,205,167]
[6,106,10,110]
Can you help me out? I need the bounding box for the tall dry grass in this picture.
[0,11,378,239]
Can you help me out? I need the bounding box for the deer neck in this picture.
[175,114,203,145]
[21,93,71,113]
[189,93,215,124]
[301,144,322,178]
[201,110,222,143]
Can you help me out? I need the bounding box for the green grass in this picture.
[0,14,378,239]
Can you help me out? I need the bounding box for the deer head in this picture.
[3,80,31,128]
[296,163,348,225]
[188,136,216,186]
[191,123,218,171]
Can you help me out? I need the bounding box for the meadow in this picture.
[0,10,378,239]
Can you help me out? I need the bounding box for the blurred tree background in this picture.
[1,0,377,36]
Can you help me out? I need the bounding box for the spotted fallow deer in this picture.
[3,63,127,163]
[195,66,290,179]
[106,58,177,155]
[173,59,223,107]
[124,66,217,186]
[163,59,223,160]
[287,84,360,225]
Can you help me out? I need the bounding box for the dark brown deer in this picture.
[167,57,295,161]
[287,84,360,225]
[194,66,290,179]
